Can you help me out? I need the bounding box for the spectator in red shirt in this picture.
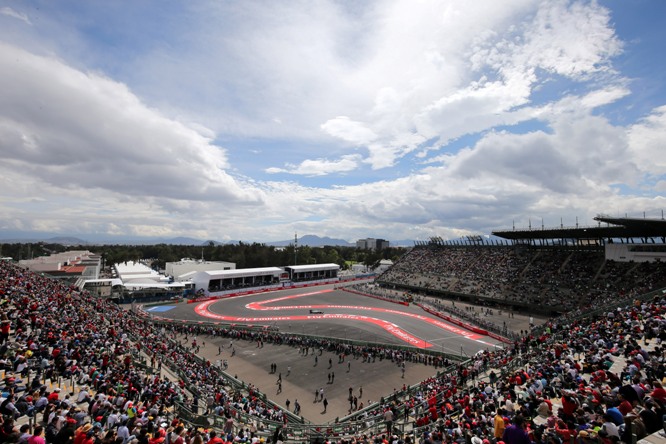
[207,431,224,444]
[649,381,666,403]
[47,389,61,404]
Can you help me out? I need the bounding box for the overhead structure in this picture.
[191,267,286,294]
[492,216,666,245]
[285,263,340,282]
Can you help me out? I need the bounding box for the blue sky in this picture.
[1,0,665,243]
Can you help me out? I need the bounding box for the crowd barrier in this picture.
[342,287,410,306]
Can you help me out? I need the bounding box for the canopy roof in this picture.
[492,217,666,241]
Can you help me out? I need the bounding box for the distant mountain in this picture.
[0,232,416,247]
[0,236,90,245]
[46,236,89,246]
[268,235,354,247]
[81,236,208,246]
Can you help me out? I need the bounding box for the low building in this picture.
[19,250,101,283]
[165,259,235,281]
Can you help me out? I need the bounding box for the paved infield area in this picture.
[145,285,541,423]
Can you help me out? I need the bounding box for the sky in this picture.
[1,0,666,244]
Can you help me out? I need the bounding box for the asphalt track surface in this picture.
[150,285,504,357]
[144,285,514,423]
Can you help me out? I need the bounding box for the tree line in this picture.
[0,241,409,271]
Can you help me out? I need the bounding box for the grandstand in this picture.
[378,217,666,317]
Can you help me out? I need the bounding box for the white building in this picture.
[165,259,236,281]
[191,267,285,294]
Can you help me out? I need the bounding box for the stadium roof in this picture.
[492,217,666,242]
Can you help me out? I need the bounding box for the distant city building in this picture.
[355,238,389,250]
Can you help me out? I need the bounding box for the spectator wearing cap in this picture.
[80,429,95,444]
[72,407,87,426]
[649,381,666,404]
[73,423,93,444]
[577,430,595,443]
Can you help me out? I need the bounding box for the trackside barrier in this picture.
[187,276,376,305]
[418,304,489,335]
[373,281,562,316]
[342,287,410,306]
[188,279,344,304]
[139,310,466,365]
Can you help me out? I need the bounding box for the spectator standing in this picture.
[501,415,530,444]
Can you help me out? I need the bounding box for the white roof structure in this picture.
[166,260,236,280]
[195,267,284,279]
[286,263,340,272]
[114,261,155,275]
[113,261,166,283]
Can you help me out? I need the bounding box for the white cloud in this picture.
[266,154,361,177]
[0,7,31,25]
[627,105,666,176]
[320,116,377,145]
[0,42,258,203]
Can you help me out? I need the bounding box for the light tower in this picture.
[294,232,298,265]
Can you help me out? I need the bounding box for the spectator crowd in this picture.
[378,246,666,312]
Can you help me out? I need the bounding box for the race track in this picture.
[145,284,504,357]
